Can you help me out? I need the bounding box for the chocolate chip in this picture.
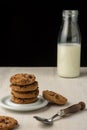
[55,95,59,99]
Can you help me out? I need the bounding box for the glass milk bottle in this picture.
[57,10,81,78]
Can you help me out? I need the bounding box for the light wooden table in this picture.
[0,67,87,130]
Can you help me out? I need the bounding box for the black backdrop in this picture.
[0,2,87,66]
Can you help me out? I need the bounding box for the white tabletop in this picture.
[0,67,87,130]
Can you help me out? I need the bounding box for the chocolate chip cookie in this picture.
[11,96,38,104]
[0,116,18,130]
[43,90,67,105]
[10,73,36,85]
[10,81,38,92]
[11,89,39,99]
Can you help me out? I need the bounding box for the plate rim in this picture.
[0,95,48,111]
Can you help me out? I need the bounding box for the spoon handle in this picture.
[61,102,86,116]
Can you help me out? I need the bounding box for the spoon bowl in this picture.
[34,116,55,125]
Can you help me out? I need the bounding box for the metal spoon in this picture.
[34,101,85,125]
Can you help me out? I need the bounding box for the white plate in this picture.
[0,95,48,111]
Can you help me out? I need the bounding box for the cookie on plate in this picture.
[11,96,38,104]
[10,81,38,92]
[43,90,67,105]
[0,116,18,130]
[10,73,36,86]
[11,89,39,99]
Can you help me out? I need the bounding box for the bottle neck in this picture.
[63,10,78,23]
[63,16,78,23]
[63,10,78,18]
[62,16,78,30]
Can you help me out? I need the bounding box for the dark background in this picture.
[0,2,87,67]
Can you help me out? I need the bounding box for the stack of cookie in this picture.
[10,73,39,104]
